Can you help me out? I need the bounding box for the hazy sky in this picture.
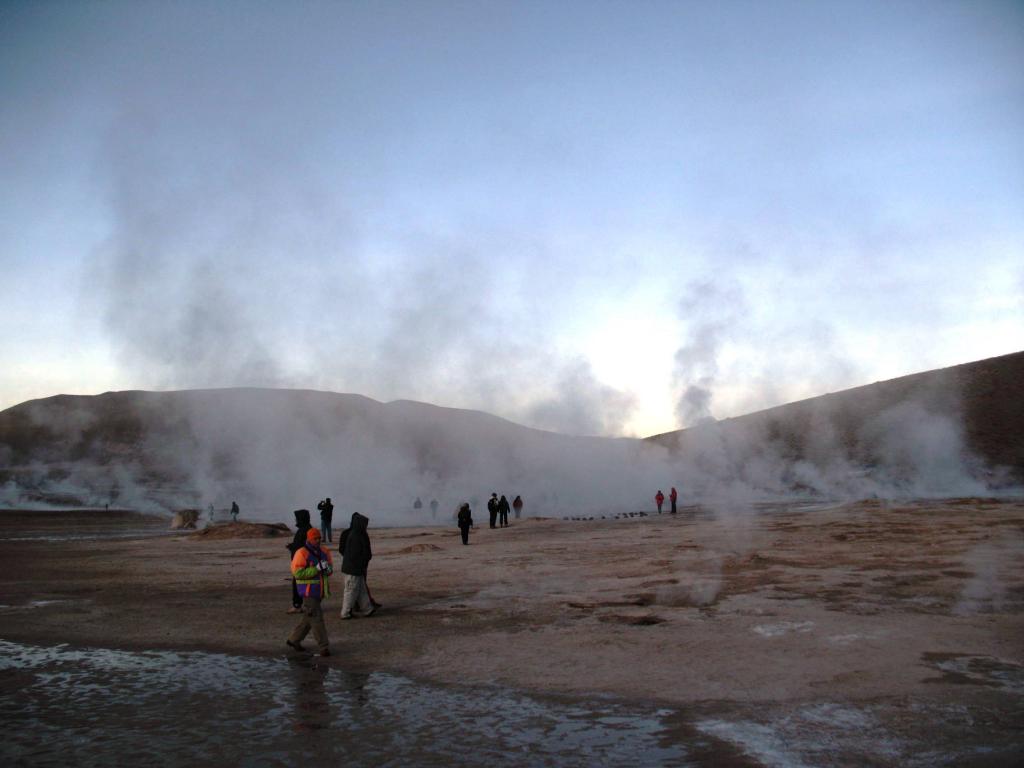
[2,0,1022,437]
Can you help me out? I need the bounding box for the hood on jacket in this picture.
[349,512,368,532]
[294,509,311,528]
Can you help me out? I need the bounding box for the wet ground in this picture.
[2,638,1021,767]
[0,508,171,542]
[0,639,714,767]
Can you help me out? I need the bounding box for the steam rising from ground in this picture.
[0,379,1012,521]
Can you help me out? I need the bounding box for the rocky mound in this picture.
[189,522,291,539]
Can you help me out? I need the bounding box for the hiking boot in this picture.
[340,612,352,619]
[286,607,302,614]
[286,640,306,652]
[318,649,331,657]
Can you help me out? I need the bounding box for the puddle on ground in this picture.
[0,639,698,767]
[922,652,1024,694]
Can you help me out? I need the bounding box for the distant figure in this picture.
[340,512,375,619]
[430,499,439,520]
[317,497,334,543]
[655,490,664,514]
[497,495,510,527]
[457,502,474,545]
[230,501,239,522]
[413,497,423,510]
[669,487,678,514]
[512,495,523,519]
[286,527,333,657]
[286,509,312,614]
[487,493,499,529]
[207,503,215,523]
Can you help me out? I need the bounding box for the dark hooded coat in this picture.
[288,509,312,555]
[341,512,372,576]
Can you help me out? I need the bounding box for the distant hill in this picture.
[0,388,647,516]
[647,351,1024,487]
[1,352,1021,515]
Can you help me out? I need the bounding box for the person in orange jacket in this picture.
[669,487,678,514]
[286,527,333,656]
[655,490,665,514]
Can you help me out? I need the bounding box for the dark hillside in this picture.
[647,351,1024,483]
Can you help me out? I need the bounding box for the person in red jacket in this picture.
[655,490,665,514]
[286,527,333,656]
[669,487,678,514]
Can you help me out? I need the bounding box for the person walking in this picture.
[286,509,312,614]
[655,490,665,514]
[497,495,510,527]
[286,527,333,656]
[317,497,334,543]
[487,493,499,529]
[669,487,678,514]
[340,512,375,619]
[512,495,523,519]
[230,500,239,522]
[457,502,473,545]
[338,523,382,610]
[430,499,439,520]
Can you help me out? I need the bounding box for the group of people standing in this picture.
[487,493,523,528]
[455,492,524,545]
[285,489,528,654]
[654,487,679,514]
[286,504,379,657]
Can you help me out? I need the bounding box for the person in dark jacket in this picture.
[340,512,375,618]
[512,495,523,519]
[338,525,382,610]
[487,493,498,528]
[230,500,240,522]
[286,509,312,614]
[430,499,439,520]
[497,495,510,527]
[457,502,473,545]
[317,497,334,542]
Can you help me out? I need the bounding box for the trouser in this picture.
[499,511,508,526]
[291,578,302,609]
[459,525,470,544]
[657,503,662,513]
[489,511,497,528]
[288,595,329,652]
[514,508,520,519]
[341,574,372,617]
[670,500,677,514]
[321,519,332,542]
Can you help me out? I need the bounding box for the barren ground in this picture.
[2,499,1023,765]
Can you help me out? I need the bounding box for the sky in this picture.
[1,0,1022,438]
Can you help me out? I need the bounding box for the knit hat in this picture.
[307,527,322,542]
